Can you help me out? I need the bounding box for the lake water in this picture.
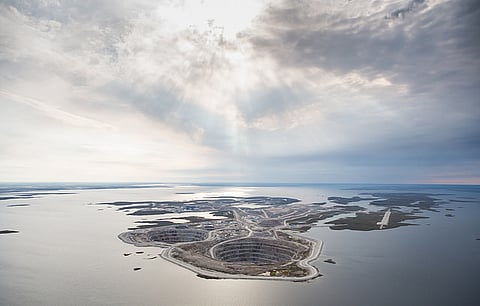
[0,184,479,306]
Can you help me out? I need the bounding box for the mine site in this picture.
[98,192,439,281]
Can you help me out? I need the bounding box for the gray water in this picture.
[0,184,479,306]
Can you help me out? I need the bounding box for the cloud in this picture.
[240,1,480,142]
[0,90,115,130]
[246,0,480,95]
[0,0,478,183]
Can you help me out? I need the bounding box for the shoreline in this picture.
[160,235,323,282]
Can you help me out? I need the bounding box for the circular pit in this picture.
[212,237,303,265]
[147,227,208,244]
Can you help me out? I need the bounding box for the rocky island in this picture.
[113,196,323,281]
[98,192,444,281]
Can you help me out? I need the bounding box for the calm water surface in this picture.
[0,184,479,306]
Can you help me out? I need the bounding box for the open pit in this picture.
[147,228,208,244]
[118,226,208,247]
[112,195,324,280]
[211,237,305,265]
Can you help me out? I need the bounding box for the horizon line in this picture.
[0,181,479,187]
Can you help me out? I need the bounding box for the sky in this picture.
[0,0,479,184]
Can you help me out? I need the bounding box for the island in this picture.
[0,230,19,234]
[112,196,323,281]
[97,192,444,281]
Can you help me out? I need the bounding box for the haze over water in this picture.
[1,183,479,306]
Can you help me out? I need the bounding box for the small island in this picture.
[0,229,19,235]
